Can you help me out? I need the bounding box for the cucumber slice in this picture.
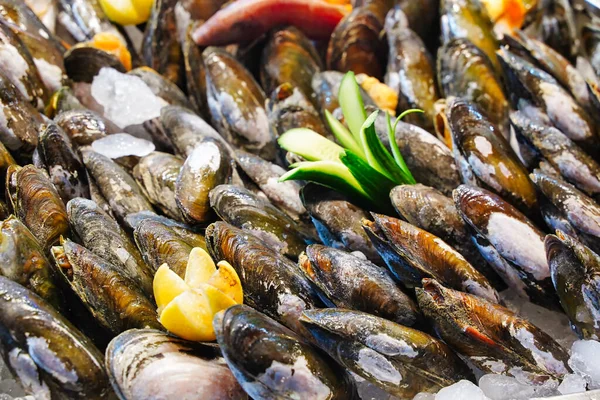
[278,128,344,162]
[279,161,373,205]
[338,71,367,142]
[324,110,364,157]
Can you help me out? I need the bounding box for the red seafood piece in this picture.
[191,0,348,46]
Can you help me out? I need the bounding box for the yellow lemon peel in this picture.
[98,0,153,26]
[153,248,243,341]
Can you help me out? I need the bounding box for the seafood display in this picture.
[1,0,600,399]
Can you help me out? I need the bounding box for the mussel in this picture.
[363,213,500,302]
[300,308,474,398]
[214,304,358,399]
[205,222,326,335]
[417,279,570,383]
[106,329,247,400]
[0,276,111,398]
[54,109,118,146]
[51,239,161,335]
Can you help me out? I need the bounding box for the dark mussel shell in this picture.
[299,245,421,326]
[300,308,474,398]
[440,0,499,72]
[51,240,161,335]
[327,2,387,80]
[260,26,323,100]
[183,27,209,117]
[81,149,154,223]
[106,329,247,400]
[416,279,570,383]
[0,216,62,310]
[214,305,358,399]
[546,232,600,340]
[8,164,69,251]
[537,0,578,61]
[210,184,317,259]
[447,98,538,214]
[205,222,326,335]
[133,218,207,278]
[56,0,119,41]
[363,213,499,302]
[301,183,380,262]
[133,151,184,220]
[384,7,439,131]
[38,124,90,202]
[64,45,126,83]
[510,111,600,197]
[0,141,16,193]
[54,109,118,146]
[498,48,599,157]
[67,198,155,298]
[203,47,276,160]
[437,38,509,137]
[453,184,559,309]
[176,139,232,224]
[0,72,43,156]
[128,67,190,108]
[0,276,111,398]
[583,22,600,79]
[390,184,504,287]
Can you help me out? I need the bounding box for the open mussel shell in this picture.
[327,2,387,79]
[260,26,322,100]
[453,184,560,309]
[134,218,207,278]
[106,329,246,400]
[0,276,111,398]
[38,123,90,202]
[416,279,570,384]
[214,304,358,400]
[67,198,155,298]
[301,183,380,262]
[206,222,326,335]
[510,111,600,197]
[176,139,232,224]
[203,47,276,161]
[82,149,154,223]
[447,98,538,214]
[8,164,68,251]
[299,245,421,327]
[374,115,460,196]
[51,239,161,335]
[531,169,600,242]
[210,184,317,259]
[384,7,439,130]
[437,38,509,137]
[64,44,126,83]
[0,216,62,310]
[390,184,504,287]
[0,71,43,156]
[363,213,499,303]
[299,308,474,398]
[546,232,600,340]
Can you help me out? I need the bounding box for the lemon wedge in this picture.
[153,248,243,341]
[99,0,153,26]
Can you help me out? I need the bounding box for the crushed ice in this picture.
[91,133,155,159]
[90,68,167,129]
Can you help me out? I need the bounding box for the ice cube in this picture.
[558,374,587,395]
[478,374,536,400]
[91,68,167,129]
[569,340,600,389]
[413,393,436,400]
[91,133,155,159]
[435,380,489,400]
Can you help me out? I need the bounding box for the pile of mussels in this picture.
[2,0,600,398]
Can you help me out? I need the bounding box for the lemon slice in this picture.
[207,261,243,304]
[197,284,237,313]
[99,0,153,26]
[185,248,216,288]
[159,290,216,341]
[154,263,189,313]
